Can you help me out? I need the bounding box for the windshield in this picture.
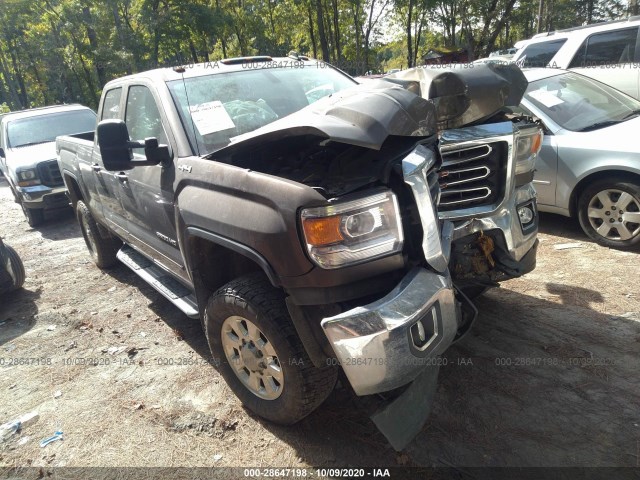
[523,72,640,131]
[7,110,97,148]
[167,65,356,155]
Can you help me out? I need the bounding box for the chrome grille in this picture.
[37,160,64,187]
[438,142,507,212]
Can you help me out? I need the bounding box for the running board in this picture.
[117,245,199,319]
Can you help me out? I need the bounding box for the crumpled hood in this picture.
[386,63,528,130]
[209,82,437,157]
[5,142,57,172]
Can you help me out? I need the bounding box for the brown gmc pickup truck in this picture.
[56,56,541,449]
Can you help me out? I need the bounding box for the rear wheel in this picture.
[76,200,120,268]
[4,245,25,290]
[21,204,44,228]
[578,179,640,249]
[205,273,337,425]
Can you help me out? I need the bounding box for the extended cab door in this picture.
[88,86,130,238]
[114,83,187,281]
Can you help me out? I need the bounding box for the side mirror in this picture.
[142,137,172,165]
[97,119,134,170]
[0,147,5,158]
[97,119,170,170]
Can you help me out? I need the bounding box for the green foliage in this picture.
[0,0,632,110]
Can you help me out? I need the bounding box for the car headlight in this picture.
[514,127,542,177]
[301,190,404,269]
[17,169,41,187]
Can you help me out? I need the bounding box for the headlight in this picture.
[17,169,41,187]
[514,127,542,176]
[301,190,404,269]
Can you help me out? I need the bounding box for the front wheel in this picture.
[577,179,640,249]
[205,273,337,425]
[21,204,44,228]
[76,201,120,268]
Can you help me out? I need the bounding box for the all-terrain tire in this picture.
[5,244,25,290]
[205,273,337,425]
[76,200,120,268]
[21,204,44,228]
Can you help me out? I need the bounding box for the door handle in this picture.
[91,163,101,172]
[115,172,128,182]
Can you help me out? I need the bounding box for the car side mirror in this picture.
[0,147,5,158]
[97,119,169,170]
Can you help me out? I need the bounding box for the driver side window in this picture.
[124,85,168,147]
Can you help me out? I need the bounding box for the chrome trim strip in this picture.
[401,145,448,273]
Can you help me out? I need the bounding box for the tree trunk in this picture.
[82,6,106,87]
[189,39,198,63]
[308,2,317,58]
[111,1,133,74]
[332,0,341,62]
[315,0,331,61]
[8,49,28,108]
[353,1,362,74]
[537,0,544,33]
[0,57,23,109]
[406,0,414,68]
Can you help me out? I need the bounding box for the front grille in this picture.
[37,160,64,187]
[438,141,507,212]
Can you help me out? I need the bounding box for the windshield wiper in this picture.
[576,120,621,132]
[12,140,52,148]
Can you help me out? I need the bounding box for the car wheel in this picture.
[21,204,44,228]
[578,179,640,249]
[205,273,337,425]
[4,244,25,290]
[76,200,120,268]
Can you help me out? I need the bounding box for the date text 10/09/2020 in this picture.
[244,468,391,477]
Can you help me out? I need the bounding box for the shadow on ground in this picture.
[538,212,589,243]
[0,287,41,346]
[259,286,638,468]
[93,262,640,468]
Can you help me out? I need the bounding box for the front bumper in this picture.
[321,144,460,397]
[17,185,68,210]
[450,183,538,263]
[321,267,458,396]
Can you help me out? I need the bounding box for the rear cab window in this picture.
[517,39,568,67]
[101,88,123,120]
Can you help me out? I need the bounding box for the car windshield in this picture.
[167,65,356,155]
[524,72,640,132]
[7,110,97,148]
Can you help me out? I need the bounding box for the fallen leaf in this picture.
[553,243,583,250]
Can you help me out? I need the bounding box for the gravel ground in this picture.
[0,174,638,472]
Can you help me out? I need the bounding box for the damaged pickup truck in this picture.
[56,57,541,450]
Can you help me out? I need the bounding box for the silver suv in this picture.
[514,16,640,99]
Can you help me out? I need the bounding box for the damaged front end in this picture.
[389,63,541,293]
[210,64,537,450]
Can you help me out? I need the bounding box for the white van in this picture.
[513,16,640,99]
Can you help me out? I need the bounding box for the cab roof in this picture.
[103,56,324,88]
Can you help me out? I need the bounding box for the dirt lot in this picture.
[0,173,639,472]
